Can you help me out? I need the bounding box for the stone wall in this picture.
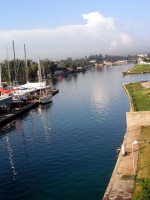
[126,111,150,127]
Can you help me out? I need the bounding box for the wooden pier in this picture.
[0,101,38,127]
[0,89,59,127]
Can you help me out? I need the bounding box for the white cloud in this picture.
[121,34,132,45]
[83,12,115,29]
[0,12,149,61]
[108,33,132,53]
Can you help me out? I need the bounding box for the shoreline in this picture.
[103,126,141,199]
[103,84,143,199]
[122,71,150,76]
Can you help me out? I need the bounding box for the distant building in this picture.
[103,61,112,66]
[90,60,96,63]
[137,57,144,64]
[137,56,150,64]
[138,54,147,57]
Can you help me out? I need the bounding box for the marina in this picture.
[0,89,59,127]
[0,64,149,200]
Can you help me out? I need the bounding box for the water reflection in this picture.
[30,110,39,152]
[5,135,18,180]
[92,86,108,109]
[20,119,28,161]
[38,103,52,144]
[51,77,58,86]
[0,120,16,134]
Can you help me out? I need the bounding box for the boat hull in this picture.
[39,95,52,104]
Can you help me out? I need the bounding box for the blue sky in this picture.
[0,0,150,61]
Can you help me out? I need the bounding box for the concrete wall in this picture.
[126,111,150,127]
[122,84,134,112]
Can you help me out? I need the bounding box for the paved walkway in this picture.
[103,126,141,200]
[141,81,150,88]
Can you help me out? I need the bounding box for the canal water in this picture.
[0,64,149,200]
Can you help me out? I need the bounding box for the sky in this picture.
[0,0,150,62]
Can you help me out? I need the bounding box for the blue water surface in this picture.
[1,64,149,200]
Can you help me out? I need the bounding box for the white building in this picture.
[90,60,96,63]
[138,54,147,57]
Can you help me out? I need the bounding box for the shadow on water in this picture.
[38,101,53,111]
[0,112,29,135]
[38,103,53,145]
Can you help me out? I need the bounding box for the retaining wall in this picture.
[126,111,150,127]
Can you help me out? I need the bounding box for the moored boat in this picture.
[39,94,52,104]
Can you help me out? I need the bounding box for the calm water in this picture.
[0,64,149,200]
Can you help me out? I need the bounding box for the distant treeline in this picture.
[0,54,138,83]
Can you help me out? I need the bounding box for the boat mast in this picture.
[12,40,17,85]
[24,44,28,83]
[38,58,42,83]
[6,45,11,86]
[38,58,42,98]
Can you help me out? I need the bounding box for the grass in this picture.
[130,64,150,73]
[132,126,150,199]
[125,82,150,199]
[125,82,150,111]
[123,64,150,75]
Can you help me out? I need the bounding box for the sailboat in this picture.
[16,44,46,92]
[2,42,27,104]
[38,59,52,104]
[39,88,52,104]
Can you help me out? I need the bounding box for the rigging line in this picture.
[7,42,13,61]
[16,46,24,73]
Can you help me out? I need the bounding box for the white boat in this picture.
[19,81,46,90]
[8,92,27,103]
[38,59,52,104]
[39,94,52,104]
[18,44,47,91]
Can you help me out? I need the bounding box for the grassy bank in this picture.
[125,82,150,111]
[125,83,150,198]
[130,64,150,73]
[132,126,150,199]
[123,64,150,75]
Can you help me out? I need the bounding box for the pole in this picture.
[24,44,28,83]
[132,144,135,173]
[132,140,150,174]
[13,40,17,85]
[6,46,11,86]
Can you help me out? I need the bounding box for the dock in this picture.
[0,89,59,128]
[0,101,39,127]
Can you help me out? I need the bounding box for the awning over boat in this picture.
[0,88,18,94]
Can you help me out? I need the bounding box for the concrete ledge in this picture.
[126,111,150,127]
[103,126,141,200]
[122,84,134,112]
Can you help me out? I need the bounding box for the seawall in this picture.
[103,84,150,199]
